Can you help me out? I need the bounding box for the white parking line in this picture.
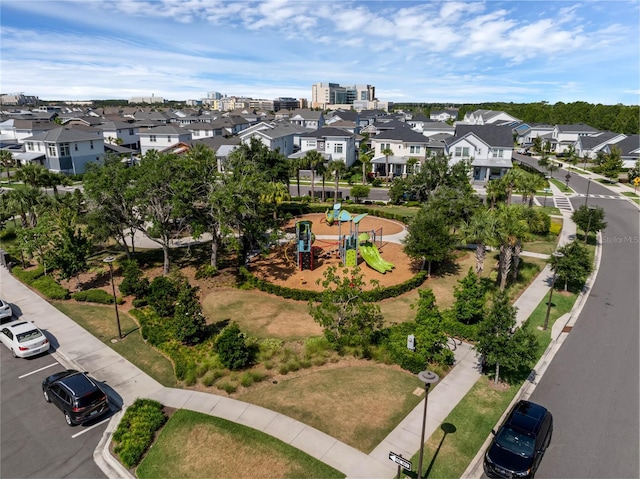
[71,417,110,438]
[18,362,58,379]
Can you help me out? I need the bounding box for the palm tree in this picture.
[359,149,373,185]
[316,162,328,202]
[516,172,545,207]
[407,157,419,176]
[485,179,505,209]
[0,150,14,184]
[382,147,393,185]
[303,150,323,202]
[494,205,528,290]
[14,164,48,189]
[500,168,524,206]
[260,181,291,220]
[328,160,347,202]
[460,209,497,274]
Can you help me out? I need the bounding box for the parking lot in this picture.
[1,337,108,478]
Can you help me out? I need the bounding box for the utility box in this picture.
[407,334,415,351]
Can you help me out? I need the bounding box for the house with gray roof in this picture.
[288,109,325,129]
[575,131,626,160]
[139,125,192,154]
[23,127,105,174]
[552,123,601,153]
[291,127,357,167]
[96,120,140,149]
[516,124,555,146]
[430,109,458,122]
[370,128,430,179]
[421,121,455,138]
[1,119,61,143]
[461,109,520,126]
[239,122,310,157]
[445,124,514,182]
[602,135,640,168]
[184,122,226,140]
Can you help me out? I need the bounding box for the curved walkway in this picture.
[0,191,587,479]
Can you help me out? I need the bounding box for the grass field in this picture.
[136,409,344,479]
[53,302,177,387]
[236,365,424,453]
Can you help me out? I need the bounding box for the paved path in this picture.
[0,189,581,479]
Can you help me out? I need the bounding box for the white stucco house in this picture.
[445,124,514,181]
[574,131,627,160]
[239,123,309,157]
[551,124,601,153]
[96,120,140,149]
[461,109,520,125]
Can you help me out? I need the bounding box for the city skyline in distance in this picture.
[1,0,639,105]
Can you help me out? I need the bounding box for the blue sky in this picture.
[1,0,638,105]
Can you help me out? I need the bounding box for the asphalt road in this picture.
[516,155,640,478]
[0,335,107,479]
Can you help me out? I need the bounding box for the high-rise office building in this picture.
[311,83,375,109]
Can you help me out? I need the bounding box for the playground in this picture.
[247,210,422,292]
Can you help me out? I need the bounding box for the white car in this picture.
[0,321,50,358]
[0,299,12,323]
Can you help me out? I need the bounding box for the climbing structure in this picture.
[295,220,314,270]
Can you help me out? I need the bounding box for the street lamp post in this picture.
[584,206,597,245]
[564,173,571,190]
[417,370,439,479]
[103,256,123,339]
[543,251,565,331]
[584,179,591,207]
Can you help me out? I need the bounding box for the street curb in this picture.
[93,408,136,479]
[461,224,603,479]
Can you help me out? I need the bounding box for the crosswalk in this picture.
[575,193,626,200]
[553,195,574,212]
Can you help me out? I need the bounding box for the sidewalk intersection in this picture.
[0,191,581,479]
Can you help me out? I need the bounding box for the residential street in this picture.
[517,156,640,478]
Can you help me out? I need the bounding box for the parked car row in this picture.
[0,297,110,426]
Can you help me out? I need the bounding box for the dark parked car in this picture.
[484,400,553,478]
[42,370,109,426]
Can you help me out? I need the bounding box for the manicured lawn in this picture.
[136,409,344,479]
[412,376,518,479]
[622,191,639,197]
[524,290,578,356]
[549,177,573,193]
[53,302,177,387]
[533,205,561,215]
[237,365,424,453]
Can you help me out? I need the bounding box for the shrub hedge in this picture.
[239,266,427,302]
[72,288,121,304]
[113,398,167,468]
[12,266,70,300]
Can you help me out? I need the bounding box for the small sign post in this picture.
[389,451,412,479]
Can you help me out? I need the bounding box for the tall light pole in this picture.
[103,256,123,339]
[543,251,565,331]
[584,206,597,245]
[584,179,591,207]
[417,370,439,479]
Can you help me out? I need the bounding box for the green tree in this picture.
[215,322,250,370]
[551,241,593,291]
[308,266,384,349]
[118,259,150,298]
[303,150,324,201]
[48,209,92,281]
[83,153,141,259]
[359,148,373,185]
[403,204,455,276]
[382,147,393,185]
[453,268,487,325]
[494,205,528,290]
[14,164,49,189]
[475,291,537,385]
[515,171,545,207]
[572,205,607,244]
[0,150,15,184]
[134,151,194,274]
[173,281,206,344]
[460,209,497,274]
[413,289,454,366]
[328,160,347,201]
[566,144,579,171]
[147,276,179,317]
[350,184,371,203]
[16,211,57,274]
[599,146,624,182]
[627,159,640,184]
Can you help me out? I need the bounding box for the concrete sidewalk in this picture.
[0,195,580,479]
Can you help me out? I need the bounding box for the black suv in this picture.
[42,370,109,426]
[484,400,553,478]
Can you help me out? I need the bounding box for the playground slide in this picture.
[359,243,394,274]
